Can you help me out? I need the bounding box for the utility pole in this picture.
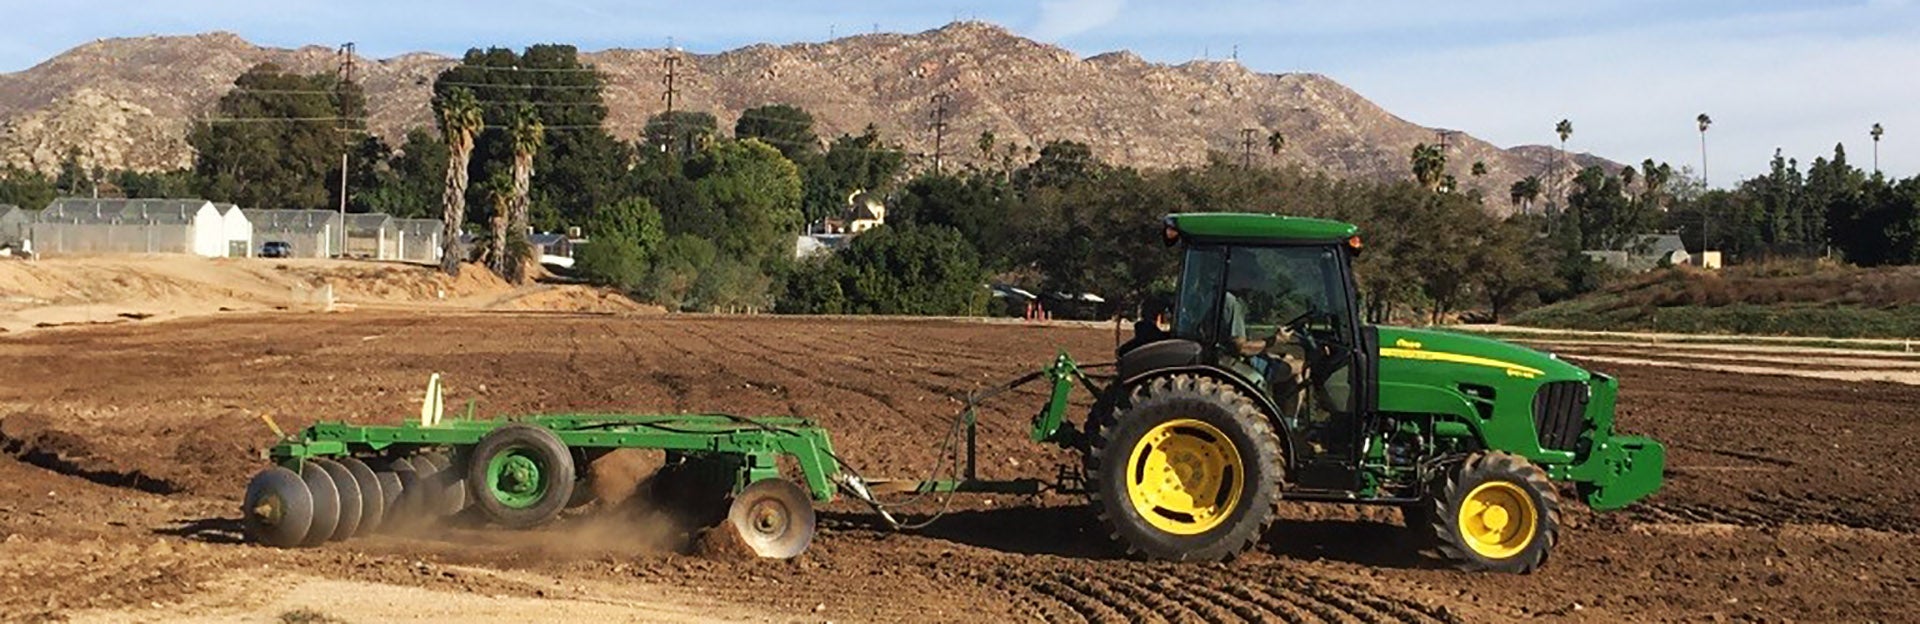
[336,42,356,258]
[1697,113,1713,251]
[662,49,681,155]
[930,93,951,175]
[1240,128,1258,169]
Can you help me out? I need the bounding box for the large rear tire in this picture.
[1427,451,1560,573]
[1088,375,1284,561]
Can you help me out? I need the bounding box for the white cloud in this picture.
[1031,0,1127,40]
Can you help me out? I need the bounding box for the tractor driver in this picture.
[1221,262,1310,415]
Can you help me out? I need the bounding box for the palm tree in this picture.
[1619,165,1637,192]
[435,88,482,276]
[1871,122,1884,174]
[481,174,512,271]
[1553,119,1573,213]
[1696,114,1713,185]
[1267,131,1285,155]
[1697,113,1713,248]
[1509,175,1542,214]
[1470,160,1488,177]
[1410,143,1447,191]
[501,105,544,284]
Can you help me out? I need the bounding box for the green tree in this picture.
[434,45,631,230]
[891,171,1018,269]
[646,233,718,310]
[358,129,447,218]
[111,169,194,198]
[1015,140,1103,190]
[777,256,847,314]
[733,104,819,162]
[682,139,804,268]
[1470,160,1488,177]
[806,125,907,223]
[0,166,55,209]
[835,225,986,315]
[435,88,482,273]
[1267,131,1285,156]
[1476,216,1562,321]
[575,197,665,291]
[646,111,719,158]
[189,63,365,211]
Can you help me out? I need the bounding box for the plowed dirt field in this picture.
[2,312,1916,622]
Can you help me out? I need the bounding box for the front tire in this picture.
[1427,451,1560,573]
[1088,375,1284,561]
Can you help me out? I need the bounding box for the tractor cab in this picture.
[1125,213,1374,491]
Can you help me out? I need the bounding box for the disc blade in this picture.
[242,467,312,548]
[726,479,816,559]
[338,457,385,538]
[298,460,341,547]
[313,458,361,542]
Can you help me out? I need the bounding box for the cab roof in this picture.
[1164,212,1359,244]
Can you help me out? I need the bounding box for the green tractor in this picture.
[1087,213,1664,572]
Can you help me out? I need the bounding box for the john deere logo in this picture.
[1395,338,1423,350]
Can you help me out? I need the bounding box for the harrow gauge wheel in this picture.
[466,425,576,529]
[727,479,815,559]
[242,467,313,548]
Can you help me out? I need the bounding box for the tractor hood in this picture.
[1373,326,1589,383]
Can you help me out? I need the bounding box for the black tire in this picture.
[465,424,576,529]
[297,460,341,547]
[1088,375,1285,562]
[338,457,386,538]
[242,467,313,548]
[1427,451,1560,574]
[312,458,362,541]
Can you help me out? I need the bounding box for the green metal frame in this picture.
[269,413,845,503]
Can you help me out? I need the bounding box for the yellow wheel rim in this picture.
[1458,481,1537,559]
[1125,418,1244,535]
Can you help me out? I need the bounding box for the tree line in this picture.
[2,45,1913,323]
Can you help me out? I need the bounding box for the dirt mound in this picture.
[489,285,664,314]
[281,261,511,303]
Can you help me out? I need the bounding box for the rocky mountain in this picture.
[0,22,1617,213]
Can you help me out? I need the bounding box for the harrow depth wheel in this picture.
[466,425,575,529]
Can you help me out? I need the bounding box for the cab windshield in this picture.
[1173,244,1355,347]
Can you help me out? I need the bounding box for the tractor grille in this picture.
[1532,381,1589,452]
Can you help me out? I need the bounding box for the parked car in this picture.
[261,241,293,258]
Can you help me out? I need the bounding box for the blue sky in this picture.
[2,0,1914,180]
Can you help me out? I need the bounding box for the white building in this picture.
[244,209,343,258]
[214,203,254,258]
[32,198,228,257]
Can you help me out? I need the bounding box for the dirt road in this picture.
[2,312,1916,622]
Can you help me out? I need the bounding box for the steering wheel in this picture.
[1279,309,1351,383]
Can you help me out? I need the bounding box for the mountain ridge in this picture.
[0,22,1618,213]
